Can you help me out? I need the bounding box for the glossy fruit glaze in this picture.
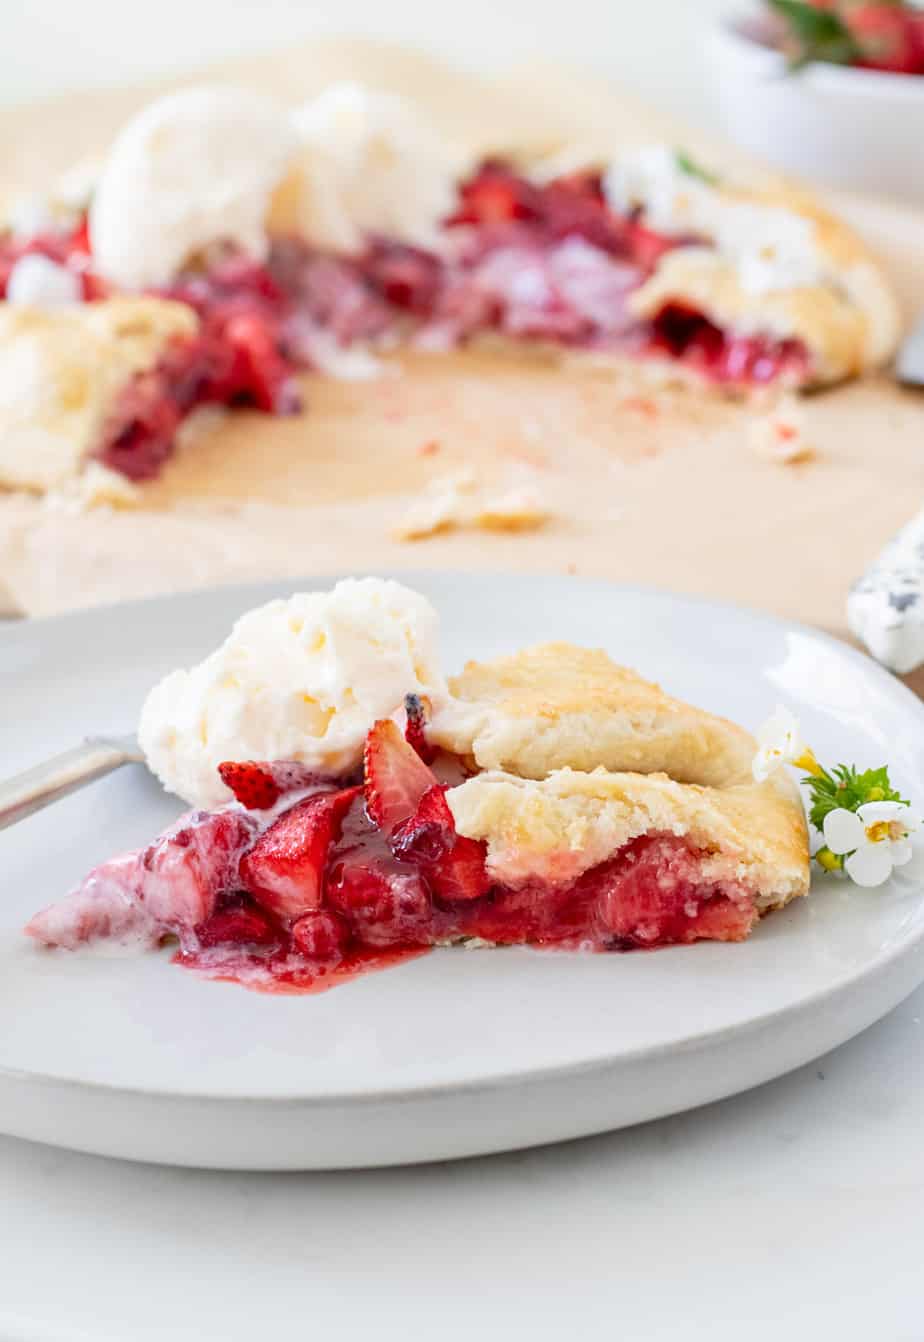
[25,711,760,994]
[0,160,812,481]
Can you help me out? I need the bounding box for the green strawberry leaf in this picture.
[767,0,861,68]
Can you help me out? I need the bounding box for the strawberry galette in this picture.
[25,580,810,993]
[0,82,899,496]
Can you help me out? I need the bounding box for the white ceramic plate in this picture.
[3,573,924,1171]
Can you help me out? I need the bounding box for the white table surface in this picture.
[3,981,923,1342]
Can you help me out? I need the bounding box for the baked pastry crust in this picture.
[447,766,808,909]
[435,642,810,907]
[627,185,900,387]
[432,641,756,785]
[0,297,197,493]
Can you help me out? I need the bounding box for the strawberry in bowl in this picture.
[711,3,924,202]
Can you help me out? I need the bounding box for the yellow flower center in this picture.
[793,748,823,778]
[865,820,900,845]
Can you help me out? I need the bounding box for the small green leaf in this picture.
[674,149,720,187]
[804,762,907,832]
[767,0,861,69]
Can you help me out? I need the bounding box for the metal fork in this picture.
[0,735,144,831]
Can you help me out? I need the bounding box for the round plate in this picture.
[3,572,924,1170]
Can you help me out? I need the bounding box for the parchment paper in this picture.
[1,38,922,697]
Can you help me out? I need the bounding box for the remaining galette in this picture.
[26,589,810,993]
[0,83,899,496]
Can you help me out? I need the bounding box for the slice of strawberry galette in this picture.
[25,580,810,993]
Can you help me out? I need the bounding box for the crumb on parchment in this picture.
[393,468,551,542]
[749,396,815,465]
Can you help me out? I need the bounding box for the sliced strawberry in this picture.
[217,759,328,811]
[95,369,183,481]
[326,859,432,947]
[239,786,361,921]
[222,312,301,414]
[218,761,283,810]
[291,909,348,959]
[138,809,257,932]
[363,719,438,833]
[391,785,491,903]
[390,784,454,862]
[450,162,543,226]
[403,692,436,763]
[623,218,679,272]
[195,896,281,949]
[364,242,442,315]
[25,854,159,950]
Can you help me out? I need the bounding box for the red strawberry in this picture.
[239,786,361,921]
[450,163,543,226]
[195,897,281,949]
[291,909,348,959]
[846,5,923,72]
[97,370,183,481]
[363,719,438,833]
[365,242,442,315]
[138,809,258,932]
[66,215,92,258]
[219,761,284,810]
[222,312,301,414]
[326,859,432,947]
[391,785,490,903]
[25,853,158,950]
[623,219,679,272]
[217,759,329,811]
[403,692,436,763]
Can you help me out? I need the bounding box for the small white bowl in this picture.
[708,18,924,205]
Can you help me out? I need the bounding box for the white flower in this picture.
[822,801,921,888]
[752,705,812,782]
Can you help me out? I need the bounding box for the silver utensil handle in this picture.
[0,739,141,831]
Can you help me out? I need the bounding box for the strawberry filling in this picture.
[25,714,761,994]
[2,161,813,483]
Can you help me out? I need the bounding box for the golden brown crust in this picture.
[435,642,810,907]
[0,298,198,493]
[629,183,900,386]
[432,641,757,786]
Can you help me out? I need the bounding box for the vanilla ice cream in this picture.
[89,86,297,290]
[603,144,826,296]
[270,82,469,255]
[139,578,447,808]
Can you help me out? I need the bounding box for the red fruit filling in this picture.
[217,758,337,811]
[239,785,361,921]
[648,304,811,388]
[3,160,813,483]
[26,725,762,993]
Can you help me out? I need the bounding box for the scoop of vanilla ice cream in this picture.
[139,578,447,808]
[269,82,469,255]
[603,144,825,296]
[89,86,297,289]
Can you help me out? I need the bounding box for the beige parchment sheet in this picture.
[1,37,923,696]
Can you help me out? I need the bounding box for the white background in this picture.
[1,0,732,127]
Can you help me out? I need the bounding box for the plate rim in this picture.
[5,570,924,1106]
